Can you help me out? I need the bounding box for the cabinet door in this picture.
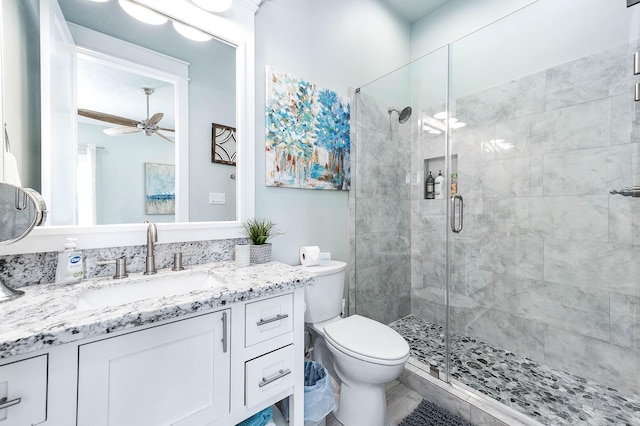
[77,311,230,426]
[0,355,47,426]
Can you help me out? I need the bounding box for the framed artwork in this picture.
[211,123,237,166]
[144,163,175,215]
[265,66,350,190]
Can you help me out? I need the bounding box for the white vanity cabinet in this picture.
[0,354,48,426]
[0,287,305,426]
[77,310,230,426]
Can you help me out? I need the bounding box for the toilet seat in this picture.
[323,315,409,366]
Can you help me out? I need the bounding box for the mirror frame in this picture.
[0,0,257,255]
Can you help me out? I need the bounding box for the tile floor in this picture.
[389,315,640,426]
[325,380,423,426]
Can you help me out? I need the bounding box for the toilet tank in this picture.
[302,260,347,323]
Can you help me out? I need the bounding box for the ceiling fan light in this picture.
[172,21,213,42]
[118,0,168,25]
[192,0,232,13]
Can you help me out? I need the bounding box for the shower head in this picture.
[388,106,412,124]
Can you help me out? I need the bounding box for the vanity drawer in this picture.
[245,345,295,408]
[0,354,48,426]
[245,293,293,347]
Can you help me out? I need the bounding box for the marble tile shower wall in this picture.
[0,238,246,288]
[350,92,413,326]
[414,39,640,396]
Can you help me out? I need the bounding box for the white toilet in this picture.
[303,260,410,426]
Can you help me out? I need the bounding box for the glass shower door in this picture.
[446,0,640,423]
[353,46,451,374]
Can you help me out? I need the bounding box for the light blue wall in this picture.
[255,0,412,266]
[410,0,538,61]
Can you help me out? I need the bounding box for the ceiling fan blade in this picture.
[159,127,175,133]
[104,126,141,136]
[155,131,175,143]
[147,112,164,125]
[78,109,139,127]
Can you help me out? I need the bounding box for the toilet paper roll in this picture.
[299,246,321,266]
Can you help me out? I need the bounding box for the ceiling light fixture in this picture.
[192,0,233,13]
[172,21,213,42]
[118,0,168,25]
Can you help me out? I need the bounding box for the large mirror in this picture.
[2,0,238,228]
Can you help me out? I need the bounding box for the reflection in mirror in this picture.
[0,184,47,244]
[0,183,47,302]
[74,36,178,225]
[1,0,237,227]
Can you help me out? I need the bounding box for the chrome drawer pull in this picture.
[221,312,228,353]
[0,396,22,410]
[259,368,291,388]
[257,313,289,326]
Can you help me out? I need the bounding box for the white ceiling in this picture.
[382,0,453,24]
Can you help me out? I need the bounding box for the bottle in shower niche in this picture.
[425,171,435,199]
[434,170,444,199]
[451,173,458,195]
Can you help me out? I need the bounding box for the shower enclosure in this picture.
[351,0,640,424]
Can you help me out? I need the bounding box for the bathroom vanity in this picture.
[0,261,314,426]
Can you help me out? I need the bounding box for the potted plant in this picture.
[242,218,283,264]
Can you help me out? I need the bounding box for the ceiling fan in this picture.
[77,87,175,143]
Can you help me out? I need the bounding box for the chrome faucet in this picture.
[144,221,157,275]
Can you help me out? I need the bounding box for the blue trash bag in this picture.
[282,360,336,425]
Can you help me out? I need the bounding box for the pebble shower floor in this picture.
[389,315,640,425]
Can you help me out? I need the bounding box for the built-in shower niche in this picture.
[423,155,457,200]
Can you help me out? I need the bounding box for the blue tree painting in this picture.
[266,67,350,190]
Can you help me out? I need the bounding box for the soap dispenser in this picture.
[55,238,85,284]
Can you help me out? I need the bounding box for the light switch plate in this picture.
[209,193,226,204]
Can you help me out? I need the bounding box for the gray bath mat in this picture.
[399,399,474,426]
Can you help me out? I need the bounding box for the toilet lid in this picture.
[323,315,409,364]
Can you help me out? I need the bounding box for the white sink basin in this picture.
[77,270,226,310]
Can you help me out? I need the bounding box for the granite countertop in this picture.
[0,261,316,360]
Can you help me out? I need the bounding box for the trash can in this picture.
[282,360,336,426]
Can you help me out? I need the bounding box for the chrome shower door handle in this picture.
[451,194,463,233]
